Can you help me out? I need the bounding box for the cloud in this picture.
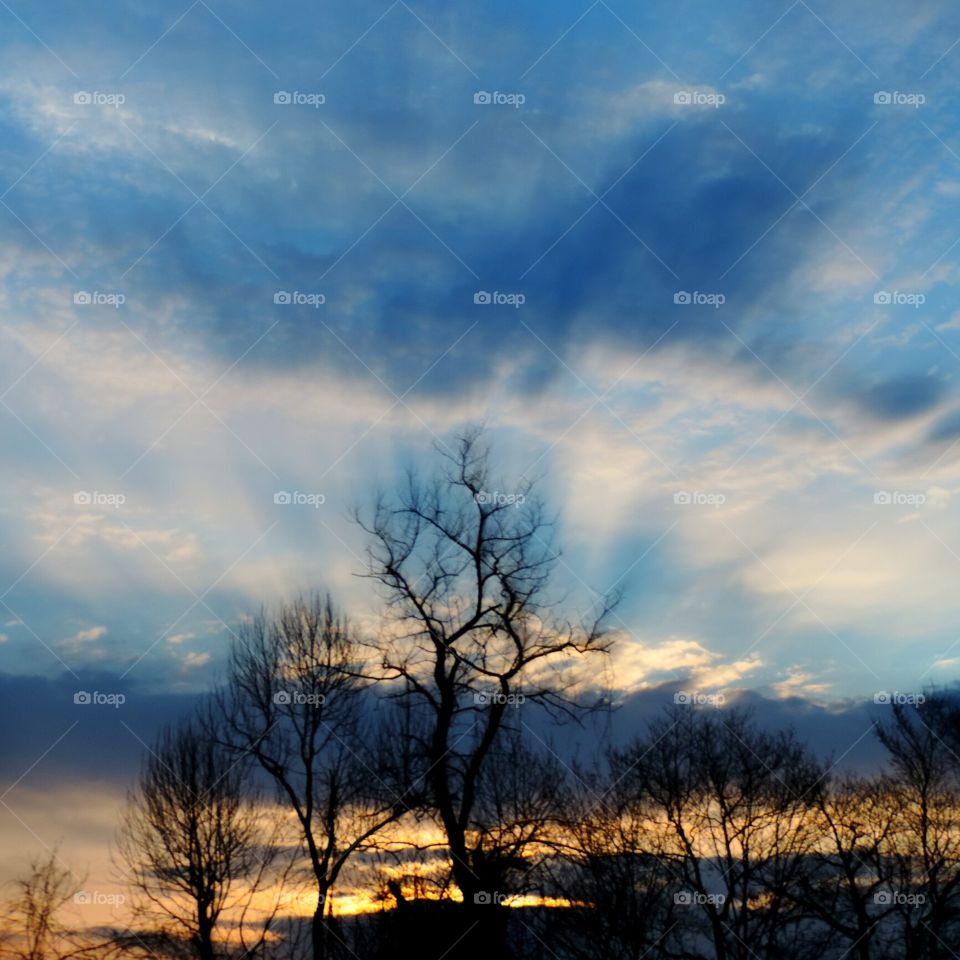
[771,668,833,701]
[857,374,947,422]
[59,626,109,657]
[0,671,198,788]
[1,0,960,706]
[604,633,763,694]
[0,669,902,807]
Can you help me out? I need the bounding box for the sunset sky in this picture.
[3,0,960,913]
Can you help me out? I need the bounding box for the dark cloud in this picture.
[529,681,888,773]
[857,374,947,422]
[927,407,960,445]
[0,670,893,794]
[0,0,909,410]
[49,109,872,407]
[0,671,201,789]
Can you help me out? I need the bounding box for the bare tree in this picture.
[0,851,103,960]
[546,767,677,960]
[615,706,825,960]
[215,594,403,960]
[784,773,901,960]
[356,431,617,956]
[467,732,569,901]
[118,713,282,960]
[872,696,960,959]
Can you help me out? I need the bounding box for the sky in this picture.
[3,0,960,909]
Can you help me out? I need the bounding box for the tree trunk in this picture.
[311,889,332,960]
[193,912,217,960]
[448,873,511,960]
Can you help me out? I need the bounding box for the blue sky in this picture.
[3,0,960,723]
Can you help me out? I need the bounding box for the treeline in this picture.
[544,698,960,960]
[3,434,960,960]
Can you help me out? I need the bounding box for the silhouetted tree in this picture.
[356,431,617,958]
[118,713,281,960]
[614,706,825,960]
[787,773,898,960]
[548,767,677,960]
[215,594,402,960]
[0,851,104,960]
[468,732,568,900]
[873,696,960,959]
